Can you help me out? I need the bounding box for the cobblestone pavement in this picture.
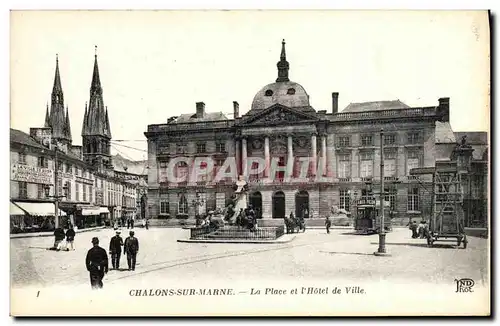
[10,226,489,289]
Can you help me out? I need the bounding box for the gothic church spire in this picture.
[47,54,71,144]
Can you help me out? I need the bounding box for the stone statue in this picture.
[461,135,467,146]
[225,176,249,225]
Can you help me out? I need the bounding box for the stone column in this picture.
[264,136,270,178]
[235,139,241,176]
[321,135,327,176]
[311,133,317,176]
[242,137,248,177]
[287,135,294,178]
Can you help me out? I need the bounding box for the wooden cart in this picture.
[411,165,468,249]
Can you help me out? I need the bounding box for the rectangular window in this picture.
[338,136,350,147]
[159,161,168,183]
[196,142,206,153]
[384,187,397,211]
[160,201,170,215]
[360,152,373,178]
[339,189,350,212]
[361,135,373,146]
[384,134,396,145]
[407,187,419,211]
[337,153,351,178]
[407,132,421,144]
[178,194,188,214]
[66,181,72,200]
[176,143,186,154]
[18,153,27,165]
[75,183,80,201]
[384,151,397,177]
[216,142,226,153]
[19,182,28,198]
[176,162,189,180]
[37,156,47,168]
[83,185,87,202]
[37,184,45,199]
[407,151,420,175]
[58,161,63,172]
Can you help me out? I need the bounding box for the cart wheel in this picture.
[457,238,461,247]
[427,237,433,247]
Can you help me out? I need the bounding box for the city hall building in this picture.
[144,40,488,226]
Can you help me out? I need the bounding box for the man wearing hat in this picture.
[85,237,109,289]
[124,231,139,271]
[109,229,124,270]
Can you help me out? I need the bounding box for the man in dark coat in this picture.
[124,231,139,271]
[49,227,66,251]
[325,215,332,234]
[65,225,76,251]
[85,237,109,289]
[108,230,124,270]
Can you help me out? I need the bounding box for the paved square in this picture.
[10,227,488,289]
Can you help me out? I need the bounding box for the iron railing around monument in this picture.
[190,225,285,240]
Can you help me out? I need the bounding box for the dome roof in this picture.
[250,81,310,113]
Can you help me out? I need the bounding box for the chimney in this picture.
[30,127,53,149]
[233,101,240,118]
[438,97,450,122]
[332,92,339,114]
[196,102,205,118]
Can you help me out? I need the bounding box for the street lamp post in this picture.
[44,182,68,229]
[375,128,390,256]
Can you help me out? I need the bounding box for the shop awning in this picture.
[13,202,66,216]
[81,208,102,216]
[10,202,26,215]
[99,207,110,214]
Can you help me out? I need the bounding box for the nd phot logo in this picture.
[455,278,475,293]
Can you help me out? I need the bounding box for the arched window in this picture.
[178,194,188,215]
[265,89,273,96]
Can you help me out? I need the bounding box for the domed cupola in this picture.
[249,40,313,114]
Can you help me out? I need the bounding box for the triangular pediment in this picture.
[240,104,319,126]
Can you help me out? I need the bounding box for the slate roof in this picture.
[342,100,410,113]
[435,122,457,143]
[112,154,148,175]
[10,128,85,162]
[10,129,47,150]
[172,112,228,124]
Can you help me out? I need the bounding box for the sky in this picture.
[10,10,490,161]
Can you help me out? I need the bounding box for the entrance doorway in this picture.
[295,190,310,218]
[272,191,286,218]
[249,191,263,219]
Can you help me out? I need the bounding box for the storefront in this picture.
[10,200,66,233]
[76,204,103,229]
